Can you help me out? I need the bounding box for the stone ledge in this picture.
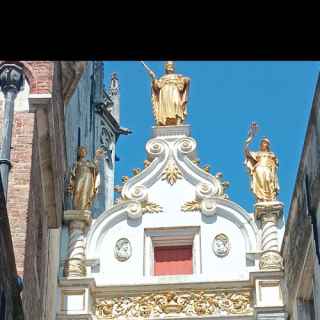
[249,270,284,283]
[56,313,94,320]
[255,309,288,320]
[59,277,96,289]
[64,210,92,225]
[152,124,191,138]
[28,93,52,112]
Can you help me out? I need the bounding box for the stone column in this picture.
[0,63,24,198]
[255,201,283,270]
[63,210,92,277]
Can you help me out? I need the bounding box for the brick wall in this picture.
[0,110,35,276]
[6,112,35,276]
[0,61,53,276]
[0,61,85,319]
[22,61,53,94]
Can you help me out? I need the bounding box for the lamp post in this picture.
[0,63,24,199]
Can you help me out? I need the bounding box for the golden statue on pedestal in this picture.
[68,146,104,210]
[141,61,190,126]
[244,123,280,202]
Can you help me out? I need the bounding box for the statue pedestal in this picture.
[152,124,191,138]
[254,201,283,271]
[254,201,283,220]
[63,210,92,278]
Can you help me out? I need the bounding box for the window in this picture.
[154,245,193,276]
[144,227,200,276]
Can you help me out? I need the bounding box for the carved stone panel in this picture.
[96,289,253,319]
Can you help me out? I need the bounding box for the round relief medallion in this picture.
[212,233,230,257]
[114,238,132,262]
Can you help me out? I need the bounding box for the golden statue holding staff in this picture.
[68,146,104,210]
[244,122,280,202]
[141,61,190,126]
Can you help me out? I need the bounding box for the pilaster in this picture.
[255,201,284,271]
[63,210,92,278]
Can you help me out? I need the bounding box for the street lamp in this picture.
[0,63,24,199]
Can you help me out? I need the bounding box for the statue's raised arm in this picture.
[244,122,258,167]
[245,122,258,148]
[141,61,156,80]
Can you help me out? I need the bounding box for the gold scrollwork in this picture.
[181,200,201,212]
[141,201,163,214]
[95,290,253,319]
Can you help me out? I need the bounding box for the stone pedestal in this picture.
[255,201,283,271]
[63,210,92,278]
[152,124,191,138]
[57,278,96,319]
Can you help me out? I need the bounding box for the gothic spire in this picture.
[109,72,120,97]
[108,72,120,123]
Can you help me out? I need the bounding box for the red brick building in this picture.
[0,61,86,319]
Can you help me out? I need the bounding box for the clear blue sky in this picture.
[104,61,319,217]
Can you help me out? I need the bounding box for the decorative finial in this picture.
[109,72,119,96]
[144,160,151,168]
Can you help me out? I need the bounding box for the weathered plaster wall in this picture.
[282,74,320,319]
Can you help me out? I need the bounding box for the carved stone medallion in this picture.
[114,238,132,262]
[213,233,230,257]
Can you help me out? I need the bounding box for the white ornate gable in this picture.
[57,64,287,320]
[86,125,259,287]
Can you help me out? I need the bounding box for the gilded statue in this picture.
[244,123,279,202]
[141,61,190,126]
[68,146,104,210]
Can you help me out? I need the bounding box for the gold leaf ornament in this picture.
[161,160,182,185]
[95,290,253,319]
[142,201,163,214]
[181,200,201,212]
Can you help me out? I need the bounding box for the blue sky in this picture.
[104,61,319,217]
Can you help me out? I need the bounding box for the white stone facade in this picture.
[56,124,287,319]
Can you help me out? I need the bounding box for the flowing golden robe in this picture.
[245,151,279,202]
[151,73,189,126]
[70,159,99,210]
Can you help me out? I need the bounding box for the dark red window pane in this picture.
[154,246,193,275]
